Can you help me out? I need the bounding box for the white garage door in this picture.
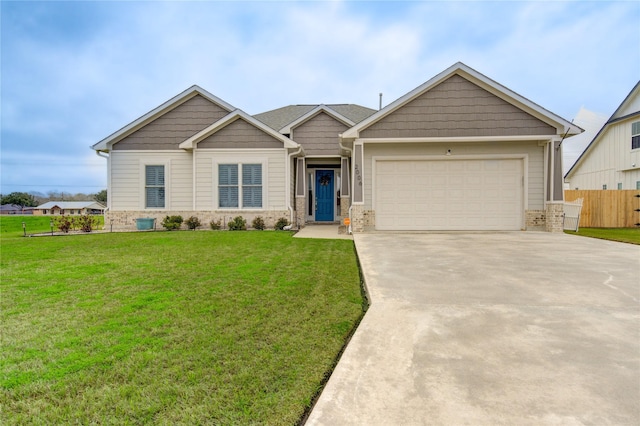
[375,159,523,231]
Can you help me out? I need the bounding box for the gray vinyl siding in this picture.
[292,112,349,156]
[113,95,230,150]
[360,75,556,139]
[198,118,284,149]
[363,141,544,210]
[194,150,287,210]
[109,151,193,210]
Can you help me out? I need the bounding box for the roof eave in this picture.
[92,85,236,151]
[179,110,300,150]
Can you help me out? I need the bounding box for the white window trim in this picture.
[213,158,268,210]
[139,160,171,210]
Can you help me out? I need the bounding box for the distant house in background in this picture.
[33,201,106,216]
[0,204,33,215]
[565,81,640,190]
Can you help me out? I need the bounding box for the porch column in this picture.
[545,139,564,232]
[351,143,364,232]
[340,157,351,219]
[295,157,306,228]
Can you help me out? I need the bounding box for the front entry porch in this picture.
[294,158,351,229]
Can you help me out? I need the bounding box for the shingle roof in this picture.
[254,104,376,132]
[35,201,106,210]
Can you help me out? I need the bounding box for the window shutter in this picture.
[242,164,261,185]
[219,164,238,185]
[146,165,164,186]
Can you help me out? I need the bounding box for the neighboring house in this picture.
[0,204,33,215]
[33,201,106,216]
[92,62,580,232]
[565,81,640,190]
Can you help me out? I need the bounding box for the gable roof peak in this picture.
[92,85,236,151]
[342,62,581,139]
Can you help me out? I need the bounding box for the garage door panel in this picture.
[375,159,523,231]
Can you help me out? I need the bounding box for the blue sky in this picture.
[2,0,639,195]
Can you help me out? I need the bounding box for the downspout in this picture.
[95,150,110,211]
[287,145,303,226]
[339,134,354,234]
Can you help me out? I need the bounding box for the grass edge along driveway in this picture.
[1,230,365,425]
[565,227,640,245]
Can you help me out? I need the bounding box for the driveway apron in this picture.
[306,232,640,425]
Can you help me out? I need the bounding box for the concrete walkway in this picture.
[293,224,353,240]
[306,232,640,425]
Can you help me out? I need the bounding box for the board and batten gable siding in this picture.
[113,95,231,150]
[194,150,287,210]
[360,75,556,139]
[109,151,193,210]
[292,112,349,156]
[362,141,544,210]
[568,116,640,189]
[197,118,284,149]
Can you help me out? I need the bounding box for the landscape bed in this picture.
[0,219,365,425]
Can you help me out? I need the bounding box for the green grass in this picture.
[1,215,105,236]
[0,228,364,425]
[565,227,640,245]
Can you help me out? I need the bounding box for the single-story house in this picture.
[0,204,33,215]
[33,201,106,216]
[565,81,640,190]
[92,62,581,232]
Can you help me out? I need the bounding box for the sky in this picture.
[1,0,639,195]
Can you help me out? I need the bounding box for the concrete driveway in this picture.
[306,232,640,425]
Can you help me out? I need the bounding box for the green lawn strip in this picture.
[564,227,640,245]
[1,231,363,425]
[1,215,104,237]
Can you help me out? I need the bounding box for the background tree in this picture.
[0,192,38,207]
[93,189,107,204]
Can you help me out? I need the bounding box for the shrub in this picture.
[185,216,202,230]
[228,216,246,231]
[77,214,99,232]
[274,217,289,231]
[252,216,265,230]
[54,215,73,233]
[209,219,222,230]
[161,215,183,231]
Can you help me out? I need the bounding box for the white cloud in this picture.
[1,1,638,194]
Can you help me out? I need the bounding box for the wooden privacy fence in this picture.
[564,190,640,228]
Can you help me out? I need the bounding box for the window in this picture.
[146,165,165,208]
[602,184,607,190]
[242,164,262,208]
[218,164,262,208]
[637,181,640,190]
[633,122,640,149]
[617,183,622,190]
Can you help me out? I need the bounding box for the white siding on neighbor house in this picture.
[194,149,287,210]
[110,151,193,211]
[362,141,544,210]
[567,117,640,190]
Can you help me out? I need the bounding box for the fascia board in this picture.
[179,110,299,150]
[342,62,582,138]
[565,103,640,179]
[609,81,640,121]
[279,105,356,134]
[92,85,235,151]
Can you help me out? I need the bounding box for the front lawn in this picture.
[565,227,640,245]
[0,230,364,424]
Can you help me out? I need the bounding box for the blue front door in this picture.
[315,170,334,221]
